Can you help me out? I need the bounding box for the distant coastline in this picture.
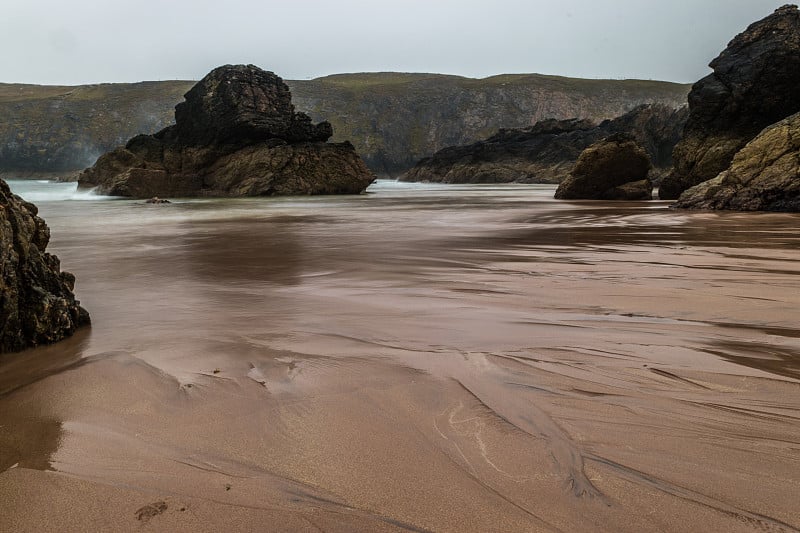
[0,72,689,178]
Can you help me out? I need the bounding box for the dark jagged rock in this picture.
[673,112,800,211]
[78,65,374,198]
[554,134,653,200]
[659,5,800,199]
[401,118,596,184]
[173,67,332,146]
[0,179,89,353]
[400,104,686,184]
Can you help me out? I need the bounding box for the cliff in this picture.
[0,81,192,175]
[659,5,800,199]
[77,65,374,198]
[289,74,690,176]
[0,74,689,177]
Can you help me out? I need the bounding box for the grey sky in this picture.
[1,0,789,85]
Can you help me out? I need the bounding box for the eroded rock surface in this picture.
[401,104,685,184]
[673,112,800,211]
[78,65,374,198]
[0,179,89,353]
[660,5,800,199]
[555,134,653,200]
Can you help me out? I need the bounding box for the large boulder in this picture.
[78,65,374,198]
[554,134,653,200]
[400,104,686,184]
[659,5,800,199]
[0,179,89,353]
[673,112,800,211]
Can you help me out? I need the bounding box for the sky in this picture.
[0,0,790,85]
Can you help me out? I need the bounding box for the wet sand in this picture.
[1,182,799,532]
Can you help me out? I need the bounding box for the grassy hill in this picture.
[0,73,690,177]
[0,81,193,175]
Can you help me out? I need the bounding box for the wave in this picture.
[5,180,119,202]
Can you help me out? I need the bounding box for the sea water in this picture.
[4,179,120,202]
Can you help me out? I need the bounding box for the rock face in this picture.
[401,118,597,184]
[554,134,653,200]
[292,75,689,176]
[78,65,374,198]
[401,104,686,184]
[0,74,690,178]
[0,179,89,353]
[673,112,800,211]
[659,5,800,199]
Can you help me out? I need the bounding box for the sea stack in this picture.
[0,179,89,353]
[659,5,800,200]
[78,65,375,197]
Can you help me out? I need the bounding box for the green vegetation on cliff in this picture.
[0,73,689,176]
[290,73,689,175]
[0,81,193,174]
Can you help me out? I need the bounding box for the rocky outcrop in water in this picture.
[0,179,89,353]
[673,112,800,211]
[0,74,690,178]
[401,118,597,184]
[401,104,686,184]
[554,134,653,200]
[659,5,800,199]
[78,65,374,197]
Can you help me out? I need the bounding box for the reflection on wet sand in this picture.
[1,184,798,532]
[0,331,90,473]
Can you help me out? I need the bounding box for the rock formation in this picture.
[659,5,800,199]
[554,134,653,200]
[0,74,690,178]
[0,179,89,353]
[673,112,800,211]
[401,118,597,184]
[401,104,686,184]
[78,65,374,197]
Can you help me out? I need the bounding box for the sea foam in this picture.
[5,179,118,202]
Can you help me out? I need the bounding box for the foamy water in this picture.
[5,179,118,202]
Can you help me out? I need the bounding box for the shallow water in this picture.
[1,179,799,532]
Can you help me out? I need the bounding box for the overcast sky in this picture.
[0,0,789,85]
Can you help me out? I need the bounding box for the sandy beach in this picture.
[1,181,798,532]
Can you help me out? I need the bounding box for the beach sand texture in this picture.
[1,183,798,532]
